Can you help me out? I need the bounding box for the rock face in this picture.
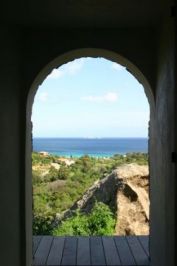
[115,164,149,235]
[55,171,121,223]
[71,171,120,213]
[55,163,149,235]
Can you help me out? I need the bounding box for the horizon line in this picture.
[33,136,148,139]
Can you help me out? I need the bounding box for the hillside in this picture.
[54,163,149,235]
[32,152,149,235]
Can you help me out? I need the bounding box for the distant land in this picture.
[33,137,148,157]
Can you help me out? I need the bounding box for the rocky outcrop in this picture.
[115,164,149,235]
[55,171,121,223]
[70,171,121,212]
[55,163,149,235]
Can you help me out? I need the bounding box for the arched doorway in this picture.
[26,48,155,265]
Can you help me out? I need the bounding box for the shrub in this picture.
[58,165,69,180]
[45,165,69,182]
[87,202,116,235]
[45,166,59,182]
[33,214,54,235]
[32,171,42,185]
[53,202,115,236]
[53,211,89,236]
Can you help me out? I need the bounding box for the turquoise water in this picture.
[33,138,148,157]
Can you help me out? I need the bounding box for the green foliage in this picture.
[53,211,89,236]
[87,202,116,235]
[32,152,148,235]
[33,214,54,235]
[32,171,43,185]
[53,202,116,236]
[32,152,58,165]
[124,152,148,165]
[58,165,69,180]
[44,165,69,182]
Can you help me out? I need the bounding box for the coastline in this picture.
[41,152,115,158]
[34,151,147,159]
[33,137,148,158]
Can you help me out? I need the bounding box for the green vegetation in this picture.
[53,202,116,236]
[32,152,58,165]
[32,152,148,235]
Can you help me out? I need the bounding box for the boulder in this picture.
[55,163,150,236]
[115,163,149,235]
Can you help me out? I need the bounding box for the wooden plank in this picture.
[90,236,106,266]
[114,236,136,266]
[46,237,65,266]
[33,236,53,266]
[138,236,149,257]
[33,236,42,256]
[102,236,121,265]
[32,235,149,266]
[61,237,77,266]
[77,237,90,266]
[126,236,149,265]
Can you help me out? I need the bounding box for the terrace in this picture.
[33,235,149,266]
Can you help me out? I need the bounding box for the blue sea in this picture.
[33,138,148,158]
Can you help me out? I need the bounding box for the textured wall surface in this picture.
[149,18,175,266]
[0,26,22,266]
[0,14,176,266]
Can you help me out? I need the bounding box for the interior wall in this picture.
[25,28,156,266]
[22,28,157,95]
[0,26,25,266]
[149,17,175,266]
[23,28,155,266]
[0,21,176,266]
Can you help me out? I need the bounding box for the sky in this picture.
[32,58,149,138]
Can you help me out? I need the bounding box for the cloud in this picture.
[47,58,85,79]
[47,69,64,79]
[81,92,118,103]
[38,92,48,102]
[112,62,125,71]
[66,58,85,75]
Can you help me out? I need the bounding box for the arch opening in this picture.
[26,48,155,265]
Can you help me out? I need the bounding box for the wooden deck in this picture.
[33,236,150,266]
